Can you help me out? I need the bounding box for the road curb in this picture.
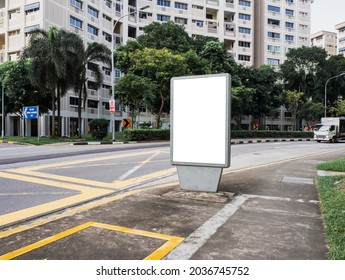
[231,138,313,145]
[0,140,16,145]
[71,139,314,145]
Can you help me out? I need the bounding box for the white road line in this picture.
[164,195,247,260]
[117,151,161,181]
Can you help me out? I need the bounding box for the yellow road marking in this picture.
[8,169,111,188]
[0,222,94,260]
[25,150,161,171]
[0,188,145,239]
[0,167,175,228]
[223,147,345,175]
[0,221,184,260]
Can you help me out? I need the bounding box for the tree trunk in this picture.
[57,86,61,137]
[52,88,56,136]
[78,89,82,138]
[156,91,165,128]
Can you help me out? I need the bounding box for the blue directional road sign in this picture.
[23,106,39,119]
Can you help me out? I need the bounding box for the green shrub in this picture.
[123,129,170,141]
[89,118,109,140]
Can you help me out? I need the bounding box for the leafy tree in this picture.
[129,48,187,127]
[73,42,111,138]
[242,65,282,128]
[330,100,345,116]
[280,46,327,100]
[115,73,156,127]
[322,55,345,106]
[232,85,254,129]
[137,21,193,53]
[284,90,304,130]
[199,40,233,73]
[22,26,82,136]
[298,101,324,122]
[0,60,51,117]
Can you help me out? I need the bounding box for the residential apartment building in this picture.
[0,0,313,136]
[254,0,313,68]
[335,21,345,56]
[311,30,337,56]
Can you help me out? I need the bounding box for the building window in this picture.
[286,0,294,3]
[339,47,345,53]
[192,19,203,27]
[175,17,187,25]
[175,2,188,10]
[103,14,111,22]
[115,69,122,78]
[87,100,98,109]
[285,35,294,41]
[286,22,294,29]
[70,16,83,29]
[104,0,111,8]
[239,0,251,7]
[25,2,40,15]
[268,18,280,26]
[239,27,251,34]
[157,14,170,22]
[87,24,98,36]
[268,5,280,13]
[239,13,251,21]
[267,45,281,53]
[239,41,251,48]
[88,6,99,18]
[267,58,280,65]
[103,67,111,76]
[70,0,82,9]
[103,31,111,42]
[192,5,203,10]
[70,97,79,106]
[24,25,40,35]
[87,81,97,90]
[268,31,280,39]
[285,9,294,16]
[157,0,171,7]
[238,55,251,61]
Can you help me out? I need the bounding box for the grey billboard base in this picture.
[176,165,223,193]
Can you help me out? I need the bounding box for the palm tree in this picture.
[22,26,83,136]
[73,42,111,138]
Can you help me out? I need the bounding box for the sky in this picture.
[311,0,345,34]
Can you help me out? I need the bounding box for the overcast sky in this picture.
[311,0,345,34]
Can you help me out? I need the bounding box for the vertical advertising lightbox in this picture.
[171,74,231,168]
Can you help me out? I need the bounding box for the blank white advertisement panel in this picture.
[171,74,231,167]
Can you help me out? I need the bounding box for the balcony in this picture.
[206,20,218,34]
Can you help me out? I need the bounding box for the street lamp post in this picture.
[324,72,345,117]
[111,4,150,141]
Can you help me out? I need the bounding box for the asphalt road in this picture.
[0,140,345,260]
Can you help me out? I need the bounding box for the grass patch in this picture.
[316,157,345,172]
[316,156,345,259]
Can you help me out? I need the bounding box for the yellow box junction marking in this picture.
[0,150,176,227]
[0,222,184,260]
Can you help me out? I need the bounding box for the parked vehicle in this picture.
[314,117,345,143]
